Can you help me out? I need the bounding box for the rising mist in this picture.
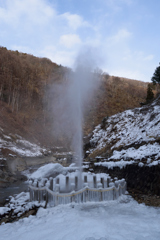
[47,49,101,168]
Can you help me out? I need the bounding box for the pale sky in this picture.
[0,0,159,82]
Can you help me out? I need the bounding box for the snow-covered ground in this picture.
[0,128,47,157]
[1,93,160,239]
[0,192,43,216]
[0,195,160,240]
[0,164,159,239]
[89,96,160,167]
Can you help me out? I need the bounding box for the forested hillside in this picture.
[0,47,151,149]
[0,47,69,146]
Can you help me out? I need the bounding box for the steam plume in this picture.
[47,48,100,171]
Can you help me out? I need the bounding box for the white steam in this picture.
[48,49,101,169]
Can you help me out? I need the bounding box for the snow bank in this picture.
[30,163,65,179]
[0,207,10,215]
[95,160,135,169]
[0,192,44,218]
[109,143,160,161]
[0,195,160,240]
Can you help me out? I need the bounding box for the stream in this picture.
[0,181,28,206]
[0,156,57,206]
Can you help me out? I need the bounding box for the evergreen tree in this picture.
[146,84,154,102]
[151,64,160,84]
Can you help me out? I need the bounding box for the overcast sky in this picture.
[0,0,159,82]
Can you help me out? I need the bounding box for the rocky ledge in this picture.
[93,163,160,206]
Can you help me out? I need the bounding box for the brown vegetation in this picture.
[83,75,149,134]
[0,46,68,146]
[0,47,151,149]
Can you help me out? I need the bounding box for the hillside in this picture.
[87,95,160,164]
[83,75,150,134]
[0,47,151,151]
[0,46,71,147]
[0,47,160,208]
[84,95,160,201]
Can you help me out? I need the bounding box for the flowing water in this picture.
[0,181,28,206]
[0,156,55,206]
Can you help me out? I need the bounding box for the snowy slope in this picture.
[0,127,47,157]
[88,96,160,167]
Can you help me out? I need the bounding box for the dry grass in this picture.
[0,47,154,149]
[88,146,110,159]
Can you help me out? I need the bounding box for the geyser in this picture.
[49,49,100,176]
[68,55,100,183]
[50,51,101,165]
[69,62,96,188]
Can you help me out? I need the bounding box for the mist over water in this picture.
[48,49,100,179]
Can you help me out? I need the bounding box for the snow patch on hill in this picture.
[0,128,47,157]
[88,96,160,167]
[110,143,160,161]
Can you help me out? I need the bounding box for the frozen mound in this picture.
[30,163,78,179]
[30,163,65,179]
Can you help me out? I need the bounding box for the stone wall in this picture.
[94,164,160,196]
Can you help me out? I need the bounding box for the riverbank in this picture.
[0,155,58,188]
[0,155,57,205]
[0,153,73,206]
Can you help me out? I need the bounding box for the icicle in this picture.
[93,175,97,188]
[66,176,69,192]
[49,177,53,191]
[75,176,78,191]
[101,177,104,188]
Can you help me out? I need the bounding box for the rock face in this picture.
[94,164,160,196]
